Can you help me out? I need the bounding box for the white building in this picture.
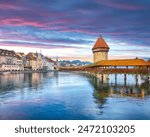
[0,49,23,71]
[46,57,55,71]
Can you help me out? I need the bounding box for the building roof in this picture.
[17,52,25,56]
[16,52,25,59]
[0,48,16,57]
[26,52,37,60]
[92,35,109,50]
[88,59,150,67]
[46,57,55,63]
[16,54,22,60]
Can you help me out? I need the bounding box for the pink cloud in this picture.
[95,0,146,10]
[0,17,81,33]
[0,18,45,28]
[0,41,79,50]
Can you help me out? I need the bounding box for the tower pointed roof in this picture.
[92,35,109,50]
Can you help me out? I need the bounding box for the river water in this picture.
[0,71,150,120]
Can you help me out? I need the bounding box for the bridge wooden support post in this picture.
[97,72,101,84]
[146,66,149,73]
[96,72,98,79]
[115,73,117,86]
[124,74,127,87]
[101,74,104,83]
[94,68,97,78]
[135,74,138,87]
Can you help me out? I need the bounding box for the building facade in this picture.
[26,52,37,70]
[0,49,24,71]
[0,49,17,65]
[0,48,55,72]
[46,57,54,71]
[54,57,59,71]
[36,52,43,70]
[92,35,109,63]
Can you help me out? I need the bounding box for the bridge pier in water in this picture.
[84,68,148,98]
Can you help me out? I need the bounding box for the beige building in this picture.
[16,52,26,66]
[26,52,37,70]
[92,35,109,63]
[54,57,59,71]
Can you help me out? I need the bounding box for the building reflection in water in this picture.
[86,73,150,114]
[0,73,51,95]
[0,74,24,92]
[0,72,150,108]
[54,71,59,86]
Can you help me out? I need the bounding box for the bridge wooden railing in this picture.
[60,66,150,74]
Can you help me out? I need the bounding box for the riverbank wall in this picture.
[0,70,55,74]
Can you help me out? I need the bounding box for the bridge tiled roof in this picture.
[88,59,150,67]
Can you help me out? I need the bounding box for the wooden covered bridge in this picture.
[85,58,150,74]
[60,59,150,74]
[60,36,150,74]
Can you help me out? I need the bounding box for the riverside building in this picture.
[0,49,23,71]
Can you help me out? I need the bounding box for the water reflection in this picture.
[0,72,150,120]
[88,73,150,99]
[84,73,150,119]
[2,73,149,99]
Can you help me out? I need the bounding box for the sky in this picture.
[0,0,150,62]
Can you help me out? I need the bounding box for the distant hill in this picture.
[59,60,92,66]
[144,58,150,61]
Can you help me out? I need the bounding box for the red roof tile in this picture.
[92,35,109,50]
[88,59,150,67]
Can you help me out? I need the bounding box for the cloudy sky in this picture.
[0,0,150,61]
